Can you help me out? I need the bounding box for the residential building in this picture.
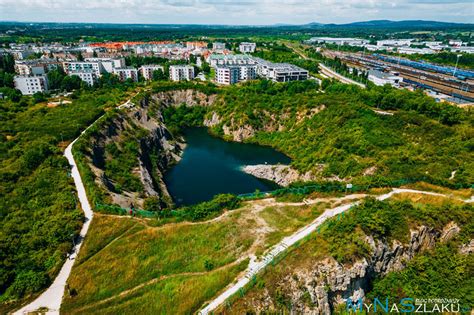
[216,66,240,85]
[208,54,256,67]
[14,59,60,76]
[113,67,139,81]
[213,42,226,51]
[139,64,164,80]
[63,61,104,76]
[84,58,125,73]
[69,70,98,86]
[215,64,257,85]
[254,58,308,82]
[169,65,195,81]
[239,42,257,53]
[14,75,49,95]
[186,41,208,50]
[368,70,403,87]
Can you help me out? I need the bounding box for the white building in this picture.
[213,42,226,51]
[84,58,125,73]
[397,47,435,55]
[377,39,413,47]
[14,75,49,95]
[368,70,403,87]
[63,61,104,76]
[239,42,256,53]
[139,65,164,80]
[306,37,368,46]
[255,58,308,82]
[169,65,195,81]
[14,59,60,76]
[208,54,256,67]
[216,66,240,85]
[69,70,98,86]
[113,67,138,82]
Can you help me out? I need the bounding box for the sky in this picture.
[0,0,473,25]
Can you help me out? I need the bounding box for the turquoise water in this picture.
[163,128,291,206]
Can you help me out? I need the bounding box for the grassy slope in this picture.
[225,194,473,313]
[61,197,349,313]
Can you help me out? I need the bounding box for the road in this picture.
[15,93,139,315]
[319,63,366,88]
[198,188,471,314]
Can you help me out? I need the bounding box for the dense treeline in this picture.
[404,51,474,69]
[209,80,473,187]
[0,87,131,311]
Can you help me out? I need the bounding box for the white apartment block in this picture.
[216,66,240,85]
[169,65,195,81]
[69,71,98,86]
[84,58,126,73]
[113,67,139,82]
[14,59,60,76]
[215,65,257,85]
[213,42,226,50]
[208,54,256,68]
[254,58,308,82]
[239,42,256,53]
[306,38,368,46]
[14,75,49,95]
[139,65,164,80]
[63,61,103,76]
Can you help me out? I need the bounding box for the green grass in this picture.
[62,212,255,312]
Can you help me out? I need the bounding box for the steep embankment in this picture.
[74,89,215,210]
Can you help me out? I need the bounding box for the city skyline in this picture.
[1,0,473,25]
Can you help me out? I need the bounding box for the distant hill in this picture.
[298,20,473,29]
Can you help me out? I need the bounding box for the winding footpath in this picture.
[15,91,141,314]
[199,188,472,314]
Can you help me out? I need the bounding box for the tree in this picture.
[61,75,83,91]
[152,69,166,81]
[47,68,66,90]
[33,92,47,104]
[144,196,161,212]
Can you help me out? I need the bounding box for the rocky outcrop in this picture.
[243,223,460,314]
[84,90,213,209]
[242,164,316,187]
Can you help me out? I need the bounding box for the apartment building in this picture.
[216,66,240,85]
[69,70,98,86]
[208,54,256,67]
[63,61,104,76]
[213,42,226,51]
[14,59,60,76]
[254,58,308,82]
[215,64,257,85]
[169,65,195,81]
[139,64,164,80]
[14,75,49,95]
[84,58,125,73]
[239,42,256,53]
[113,67,139,82]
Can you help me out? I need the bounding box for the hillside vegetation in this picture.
[0,87,132,311]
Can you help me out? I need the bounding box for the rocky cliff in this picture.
[234,223,460,314]
[83,89,214,209]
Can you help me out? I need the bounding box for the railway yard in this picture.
[323,50,474,104]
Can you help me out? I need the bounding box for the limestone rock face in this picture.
[241,223,460,314]
[241,164,315,187]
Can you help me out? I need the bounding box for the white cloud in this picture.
[0,0,472,24]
